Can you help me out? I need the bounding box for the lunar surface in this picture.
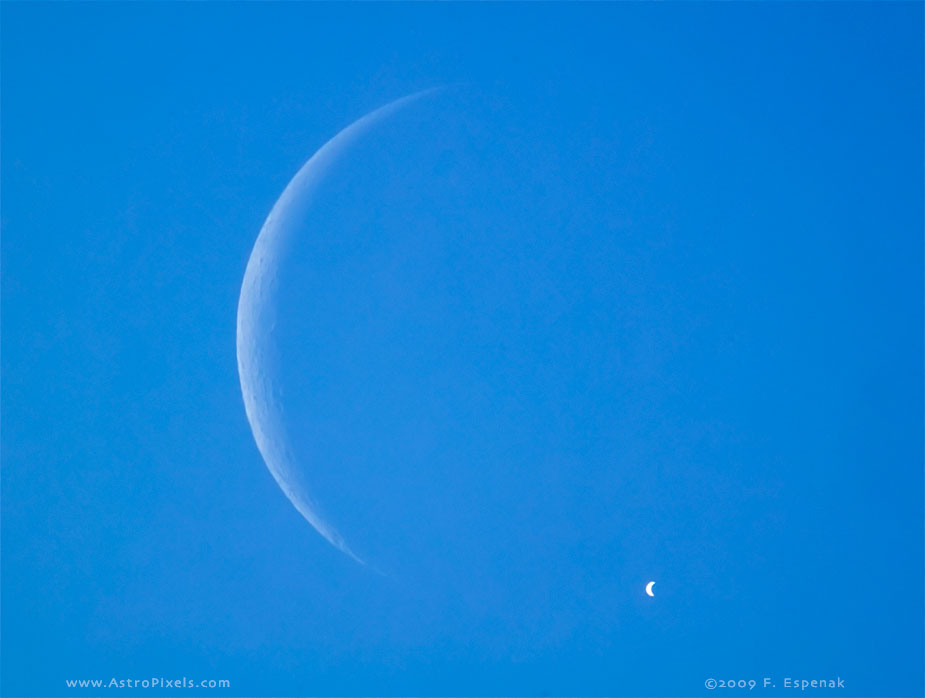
[236,90,439,562]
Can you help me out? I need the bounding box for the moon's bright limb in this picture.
[646,581,656,597]
[236,89,440,563]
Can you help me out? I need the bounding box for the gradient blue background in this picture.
[2,3,922,697]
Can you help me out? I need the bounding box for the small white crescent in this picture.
[645,581,656,597]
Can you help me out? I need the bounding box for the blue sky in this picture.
[2,3,922,697]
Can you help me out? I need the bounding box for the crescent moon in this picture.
[646,581,656,597]
[236,89,440,562]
